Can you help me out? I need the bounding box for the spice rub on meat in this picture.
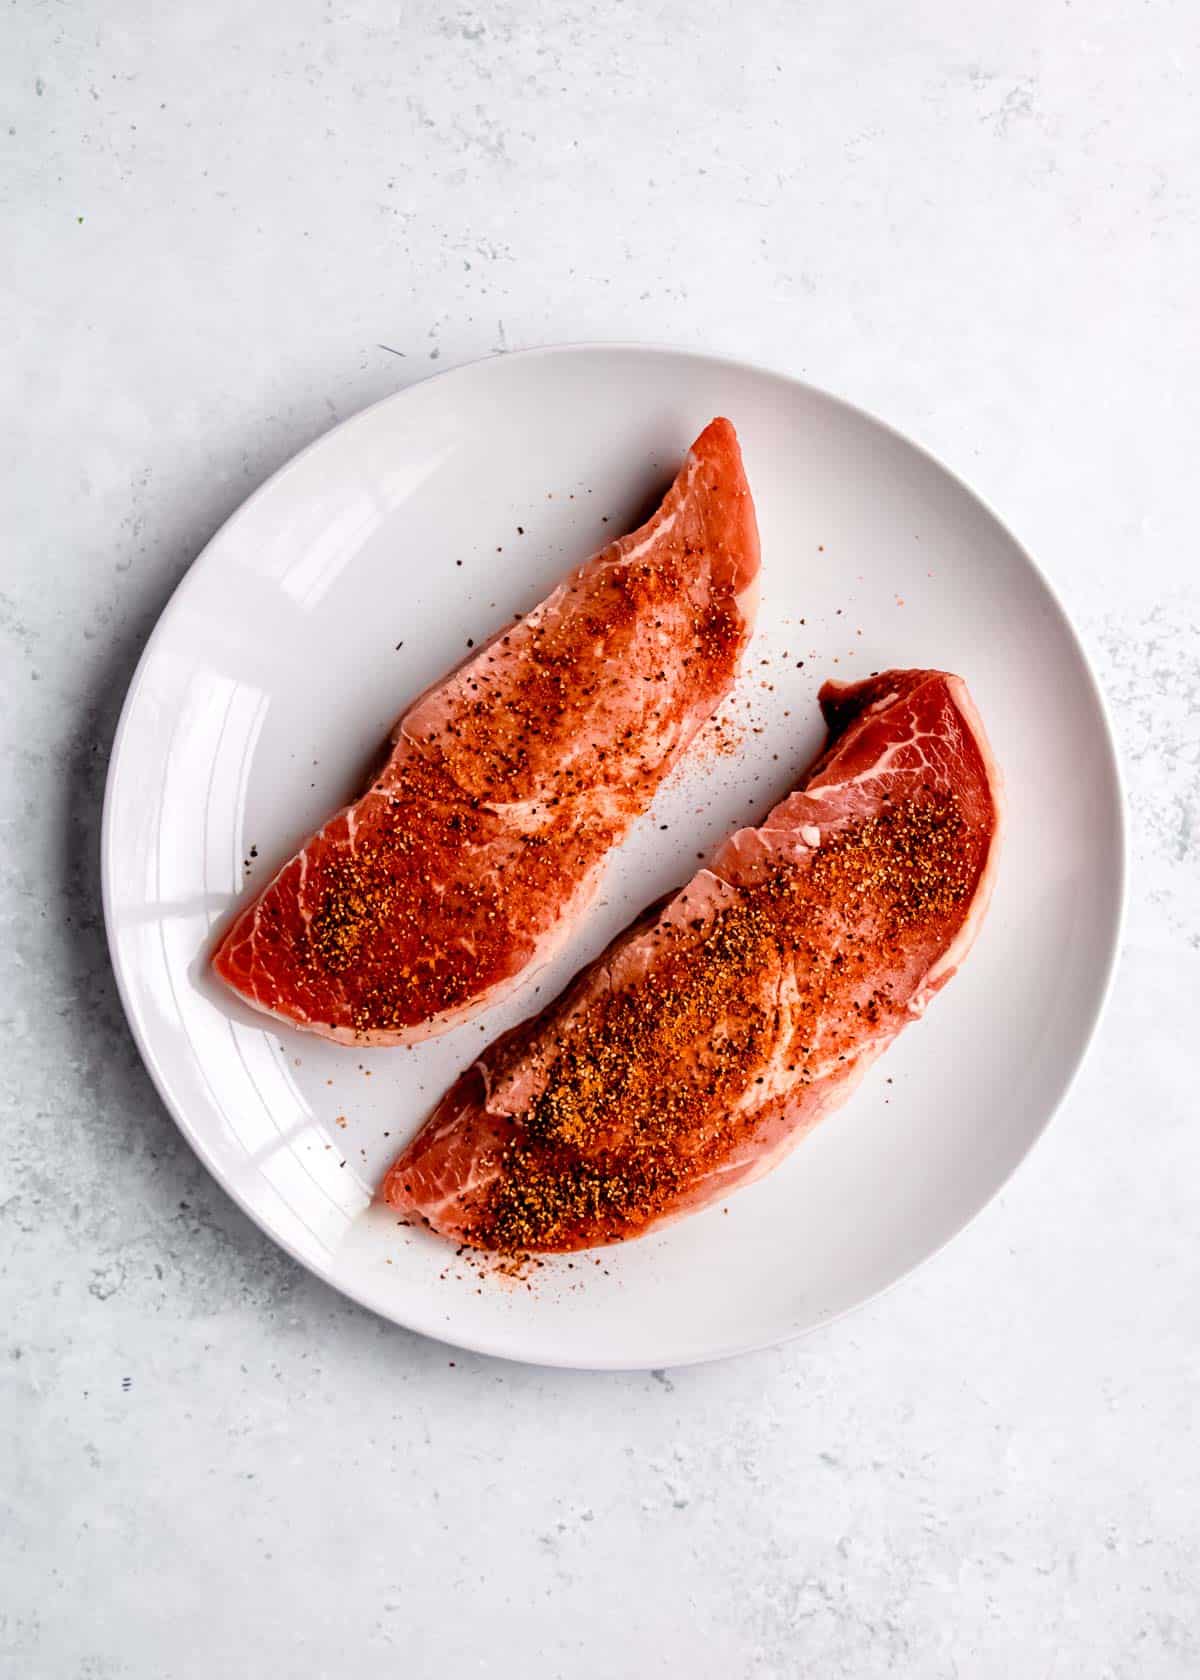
[213,419,760,1044]
[380,669,1002,1251]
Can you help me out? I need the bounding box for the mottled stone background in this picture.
[3,2,1197,1675]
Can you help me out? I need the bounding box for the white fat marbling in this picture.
[2,2,1197,1674]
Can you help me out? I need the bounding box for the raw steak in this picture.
[381,669,1002,1250]
[213,418,760,1044]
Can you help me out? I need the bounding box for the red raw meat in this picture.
[213,419,760,1044]
[381,669,1002,1251]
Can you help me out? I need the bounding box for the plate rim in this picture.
[101,341,1128,1369]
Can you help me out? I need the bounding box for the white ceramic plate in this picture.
[103,346,1124,1368]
